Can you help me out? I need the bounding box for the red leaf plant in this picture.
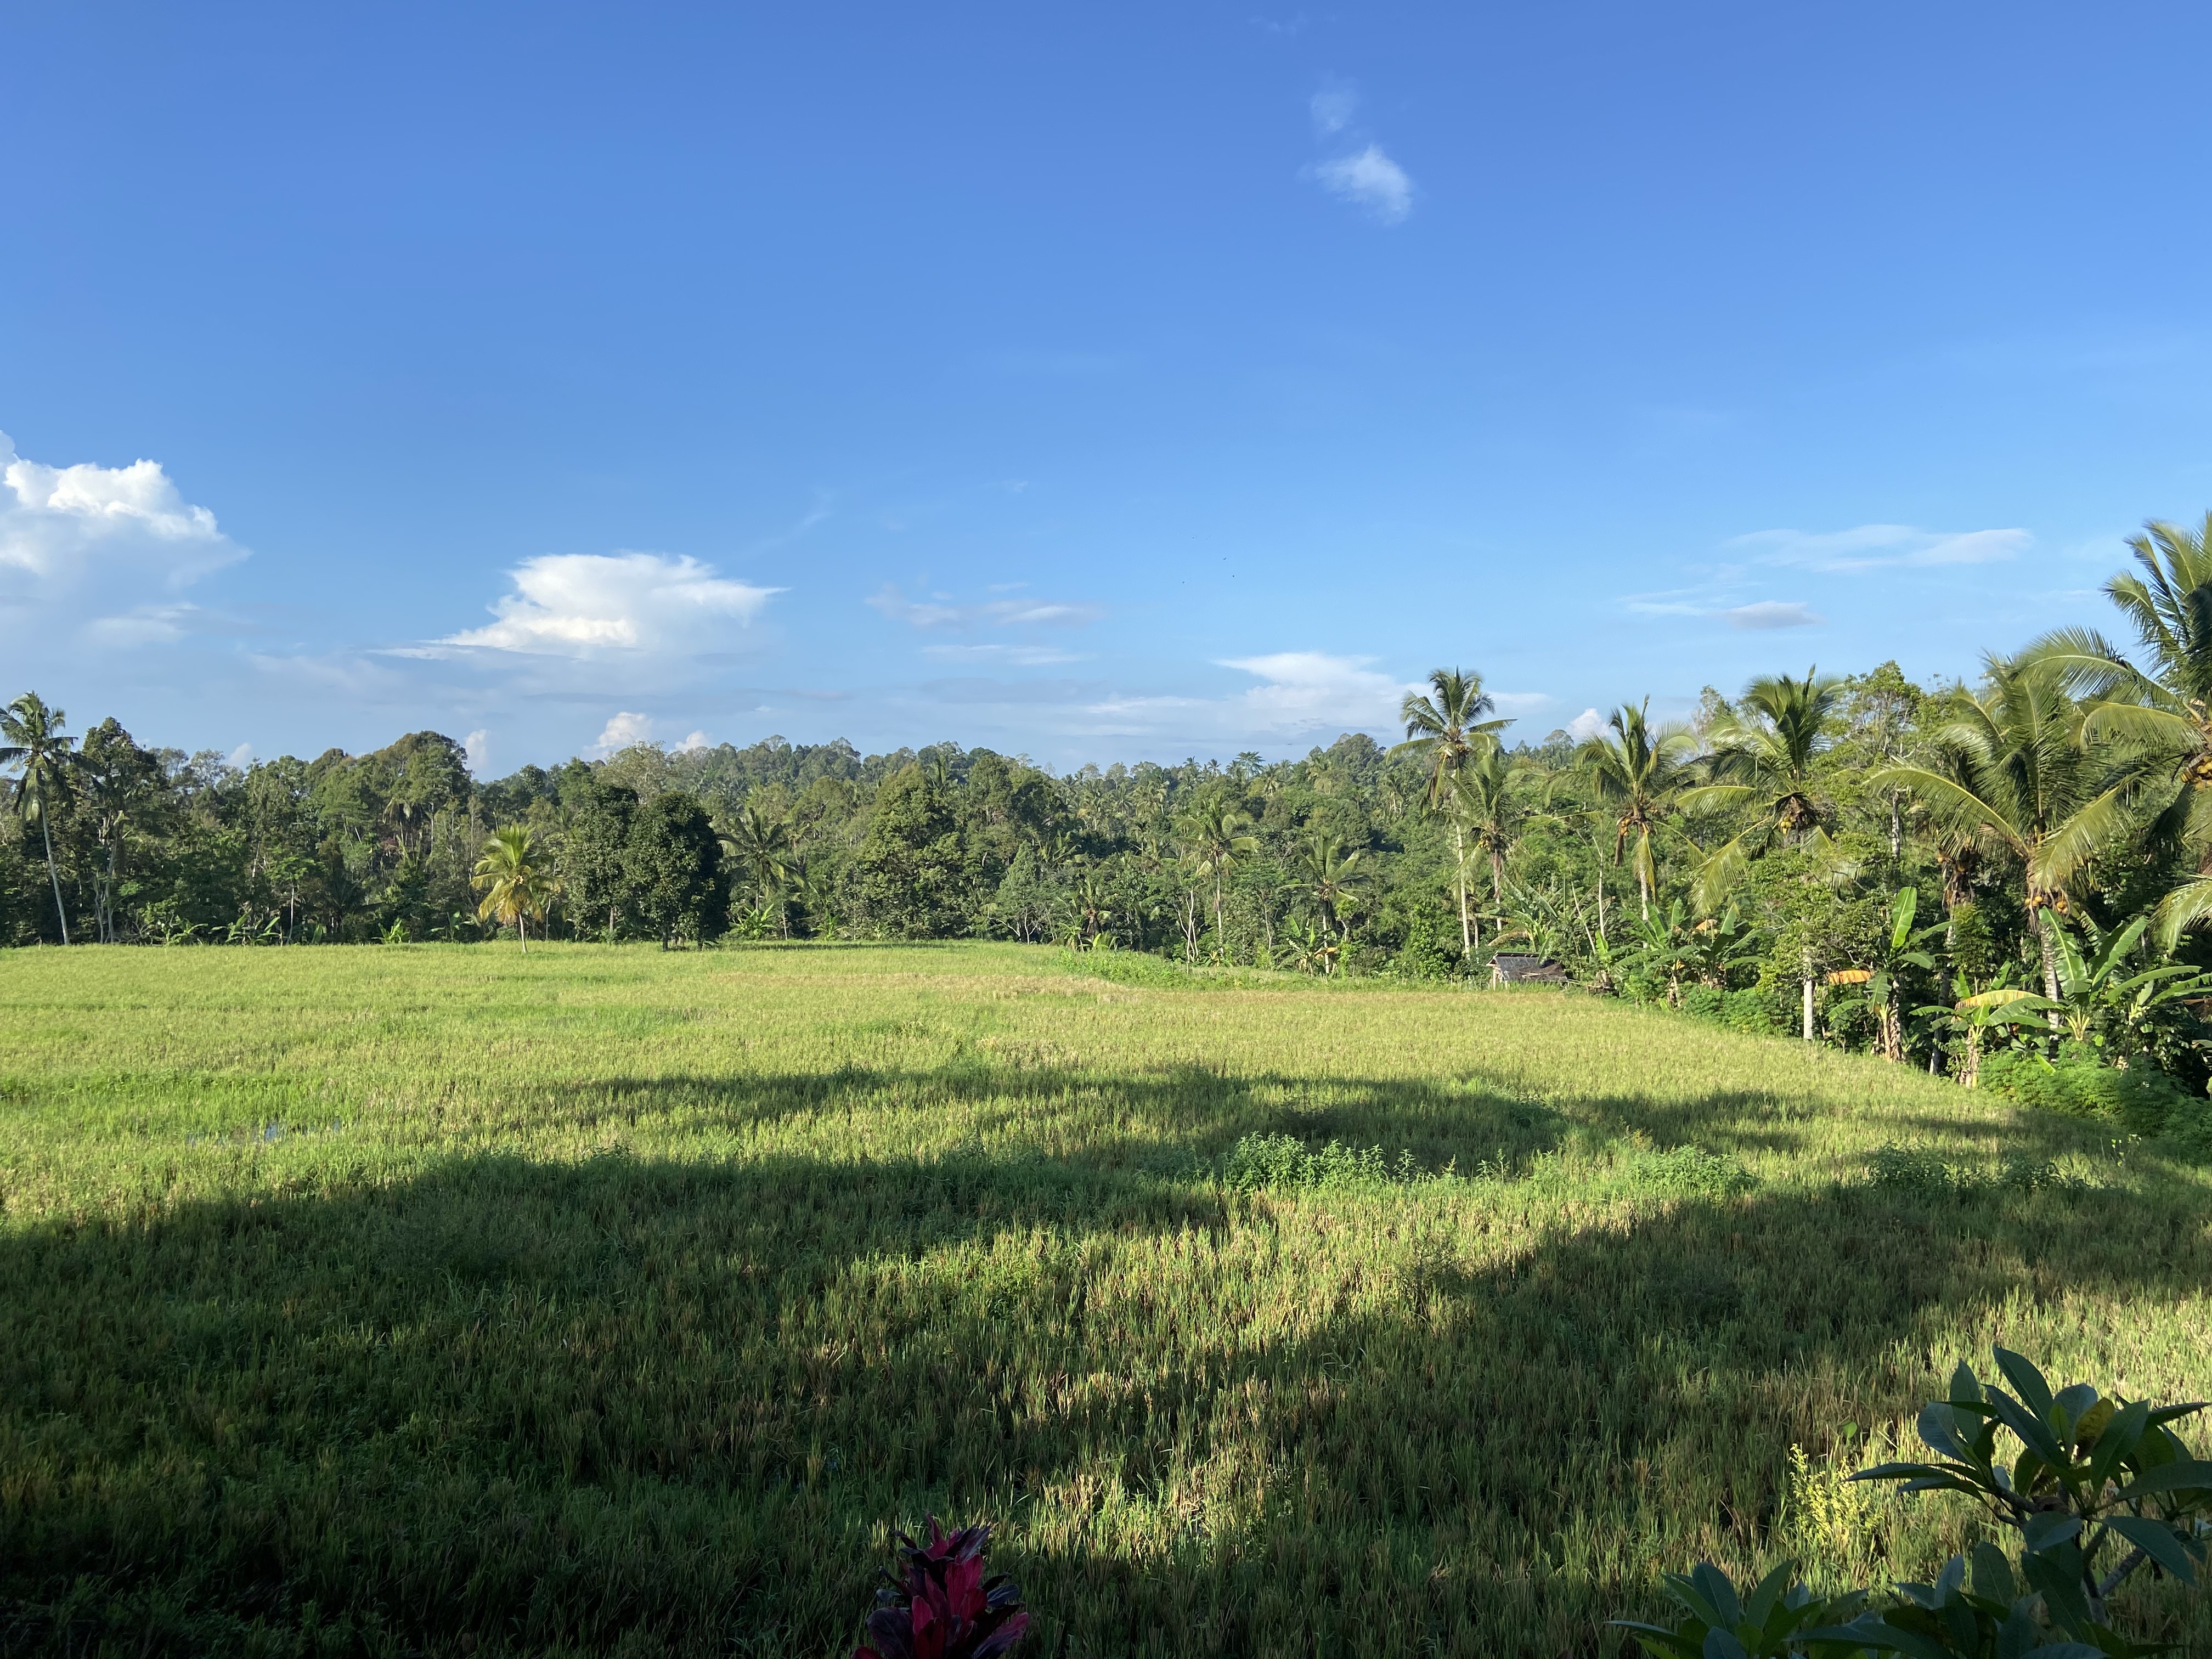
[853,1518,1031,1659]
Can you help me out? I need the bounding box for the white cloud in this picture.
[1488,690,1554,715]
[1566,708,1606,741]
[430,552,781,658]
[588,712,712,755]
[227,742,254,769]
[1731,524,2032,573]
[1308,145,1415,224]
[1076,651,1415,743]
[923,642,1086,666]
[592,711,655,753]
[1310,86,1357,136]
[1724,600,1822,630]
[0,430,246,641]
[868,584,1102,630]
[462,729,491,774]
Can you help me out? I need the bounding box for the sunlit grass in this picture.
[1,942,2206,1656]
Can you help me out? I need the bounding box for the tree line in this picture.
[10,515,2212,1088]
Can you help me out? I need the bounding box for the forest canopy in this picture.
[10,514,2212,1104]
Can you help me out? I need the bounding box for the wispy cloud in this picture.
[1308,145,1415,224]
[1731,524,2031,573]
[922,642,1087,666]
[1310,85,1357,136]
[868,584,1102,630]
[1724,601,1823,630]
[1301,80,1417,225]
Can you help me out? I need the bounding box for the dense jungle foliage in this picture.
[11,517,2212,1117]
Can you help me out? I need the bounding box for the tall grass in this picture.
[1,942,2205,1656]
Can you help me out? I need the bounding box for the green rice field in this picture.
[1,943,2207,1656]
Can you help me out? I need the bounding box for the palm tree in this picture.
[1395,668,1510,805]
[1177,795,1259,960]
[1578,701,1696,919]
[1869,656,2123,1011]
[2025,513,2212,944]
[1680,669,1842,912]
[1395,669,1510,955]
[719,804,796,934]
[1441,743,1530,951]
[472,825,560,952]
[1,692,83,944]
[1293,827,1363,974]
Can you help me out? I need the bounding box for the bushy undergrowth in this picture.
[1866,1144,2096,1198]
[1,942,2206,1657]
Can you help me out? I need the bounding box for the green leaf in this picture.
[1988,1387,2072,1471]
[2086,1400,2148,1487]
[1971,1541,2018,1603]
[1950,1359,1985,1408]
[2103,1515,2198,1584]
[1701,1629,1749,1659]
[1688,1562,1743,1629]
[2118,1458,2212,1499]
[2023,1513,2083,1554]
[1917,1403,1973,1460]
[1607,1620,1705,1659]
[1994,1347,2055,1419]
[1742,1559,1795,1630]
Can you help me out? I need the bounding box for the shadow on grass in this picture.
[3,1124,2207,1657]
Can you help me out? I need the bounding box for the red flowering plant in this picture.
[853,1518,1031,1659]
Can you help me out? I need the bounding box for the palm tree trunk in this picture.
[520,914,528,954]
[1214,875,1224,962]
[1802,967,1815,1041]
[2034,906,2061,1037]
[1453,823,1471,957]
[41,815,69,946]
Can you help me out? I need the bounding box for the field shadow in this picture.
[4,1133,2206,1655]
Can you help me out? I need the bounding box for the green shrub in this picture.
[1978,1047,2194,1136]
[1866,1144,2091,1198]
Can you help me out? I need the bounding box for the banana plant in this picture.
[2042,915,2212,1052]
[1827,890,1945,1060]
[1912,967,2050,1087]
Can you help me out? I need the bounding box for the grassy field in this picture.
[1,942,2207,1657]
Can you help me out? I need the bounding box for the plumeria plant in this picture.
[1617,1349,2210,1658]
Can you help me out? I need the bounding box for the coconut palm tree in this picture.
[1394,668,1511,805]
[1578,701,1697,920]
[718,804,796,933]
[472,825,560,952]
[0,692,84,944]
[1680,668,1842,912]
[1396,669,1510,955]
[1177,795,1258,959]
[2025,513,2212,944]
[1869,656,2124,1010]
[1293,827,1363,974]
[1442,743,1530,951]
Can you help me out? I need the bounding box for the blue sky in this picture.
[5,2,2210,773]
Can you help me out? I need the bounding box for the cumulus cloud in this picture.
[868,584,1102,630]
[462,729,492,774]
[430,552,780,658]
[589,711,711,754]
[1731,524,2031,573]
[1308,145,1415,223]
[0,430,246,640]
[1566,708,1606,741]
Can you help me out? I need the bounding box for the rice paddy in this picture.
[1,942,2207,1656]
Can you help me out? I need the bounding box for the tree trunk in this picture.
[1453,823,1471,957]
[2034,906,2061,1034]
[1214,876,1224,963]
[520,914,528,954]
[42,815,69,946]
[1802,973,1815,1041]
